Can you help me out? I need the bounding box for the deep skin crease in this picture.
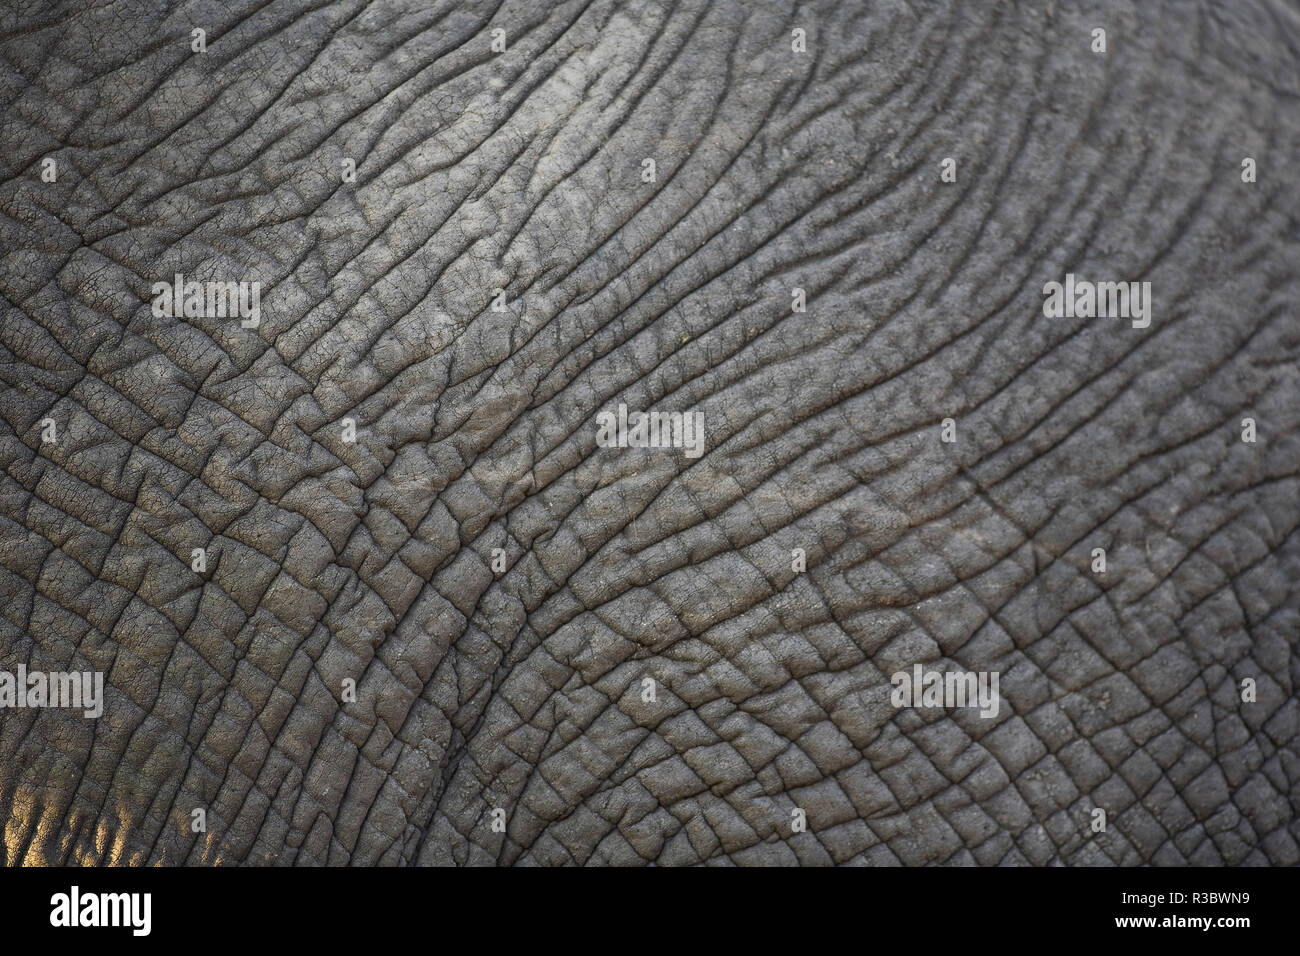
[0,0,1297,866]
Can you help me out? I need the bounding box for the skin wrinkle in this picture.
[1,0,1299,867]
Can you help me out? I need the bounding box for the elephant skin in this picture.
[0,0,1298,866]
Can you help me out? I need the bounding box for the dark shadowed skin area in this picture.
[0,0,1297,866]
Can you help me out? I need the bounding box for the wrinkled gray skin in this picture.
[1,0,1297,867]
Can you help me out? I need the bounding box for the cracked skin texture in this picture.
[1,0,1298,867]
